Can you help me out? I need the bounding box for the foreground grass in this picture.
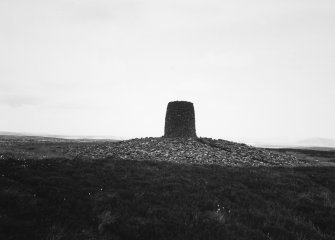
[0,157,334,240]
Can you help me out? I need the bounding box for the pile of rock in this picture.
[0,135,311,166]
[81,137,309,167]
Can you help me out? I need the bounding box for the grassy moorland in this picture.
[1,154,334,240]
[269,148,335,166]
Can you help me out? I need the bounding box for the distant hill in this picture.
[0,131,122,141]
[248,138,335,150]
[296,138,335,148]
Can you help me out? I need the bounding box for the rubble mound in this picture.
[83,137,310,167]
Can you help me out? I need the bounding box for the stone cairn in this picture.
[164,101,197,138]
[2,99,310,167]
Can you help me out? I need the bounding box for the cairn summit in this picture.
[164,101,196,138]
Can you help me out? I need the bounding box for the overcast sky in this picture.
[0,0,335,143]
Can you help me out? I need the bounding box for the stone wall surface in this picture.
[164,101,197,138]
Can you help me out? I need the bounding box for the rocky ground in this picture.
[80,137,310,167]
[0,135,313,166]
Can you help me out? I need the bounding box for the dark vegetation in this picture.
[1,154,335,240]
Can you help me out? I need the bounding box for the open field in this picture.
[1,135,335,240]
[268,148,335,167]
[0,135,119,160]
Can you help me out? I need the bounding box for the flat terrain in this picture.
[268,148,335,167]
[1,135,335,240]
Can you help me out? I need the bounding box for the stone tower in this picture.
[164,101,197,138]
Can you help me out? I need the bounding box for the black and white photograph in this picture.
[1,0,335,239]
